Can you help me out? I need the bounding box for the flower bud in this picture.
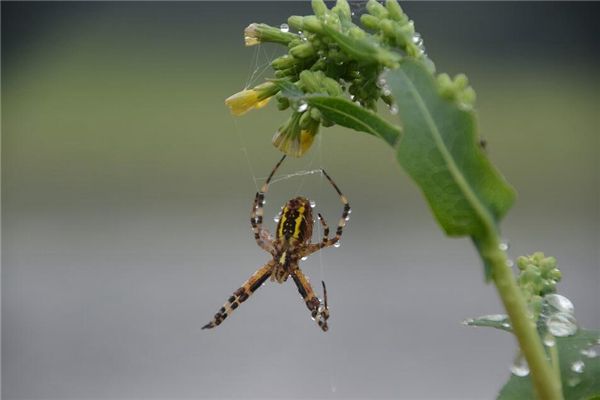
[290,42,316,59]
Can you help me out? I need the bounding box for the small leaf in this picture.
[385,60,516,239]
[465,314,512,333]
[306,95,401,146]
[498,329,600,400]
[273,79,402,147]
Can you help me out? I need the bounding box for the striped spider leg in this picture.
[203,155,350,332]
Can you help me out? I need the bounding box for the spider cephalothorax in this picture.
[202,155,350,332]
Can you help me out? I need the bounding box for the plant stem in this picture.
[480,234,563,400]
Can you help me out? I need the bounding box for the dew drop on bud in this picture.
[571,360,585,374]
[280,23,290,33]
[389,104,399,115]
[506,259,514,268]
[546,312,578,337]
[297,101,308,112]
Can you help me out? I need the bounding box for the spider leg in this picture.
[291,267,329,332]
[251,155,286,254]
[320,169,351,248]
[202,261,274,330]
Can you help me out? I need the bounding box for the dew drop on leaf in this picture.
[544,294,575,314]
[546,312,578,337]
[510,355,529,377]
[570,360,585,374]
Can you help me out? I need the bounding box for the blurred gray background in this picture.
[2,2,599,399]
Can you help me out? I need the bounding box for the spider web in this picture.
[232,42,338,393]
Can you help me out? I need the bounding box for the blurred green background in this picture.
[3,2,598,399]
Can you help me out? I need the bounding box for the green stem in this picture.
[480,234,563,400]
[549,337,562,394]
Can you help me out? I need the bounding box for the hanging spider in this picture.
[202,155,350,332]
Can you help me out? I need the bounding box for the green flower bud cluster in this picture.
[228,0,471,157]
[436,73,477,111]
[516,252,562,320]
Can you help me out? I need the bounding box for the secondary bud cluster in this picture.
[516,252,562,320]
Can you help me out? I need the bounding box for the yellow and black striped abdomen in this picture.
[276,197,313,244]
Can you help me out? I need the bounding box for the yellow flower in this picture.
[272,113,319,157]
[225,82,278,116]
[225,90,264,116]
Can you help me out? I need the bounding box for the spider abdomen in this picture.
[276,197,313,244]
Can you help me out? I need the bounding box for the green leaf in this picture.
[498,329,600,400]
[385,59,516,238]
[306,95,401,146]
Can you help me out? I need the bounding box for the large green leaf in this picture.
[385,59,516,238]
[498,329,600,400]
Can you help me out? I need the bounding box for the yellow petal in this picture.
[224,89,260,116]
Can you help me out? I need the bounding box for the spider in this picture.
[202,155,350,332]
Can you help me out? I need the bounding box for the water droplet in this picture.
[510,355,530,377]
[543,333,556,347]
[297,101,308,112]
[310,200,316,208]
[568,376,581,387]
[482,314,507,322]
[389,104,399,115]
[345,215,350,221]
[347,209,352,214]
[581,347,598,358]
[498,240,510,251]
[506,259,515,268]
[462,318,474,326]
[502,322,512,329]
[274,216,280,223]
[571,360,585,374]
[412,32,423,47]
[546,312,578,337]
[376,76,387,88]
[544,294,575,314]
[383,87,391,96]
[301,256,308,261]
[280,23,289,33]
[334,242,341,248]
